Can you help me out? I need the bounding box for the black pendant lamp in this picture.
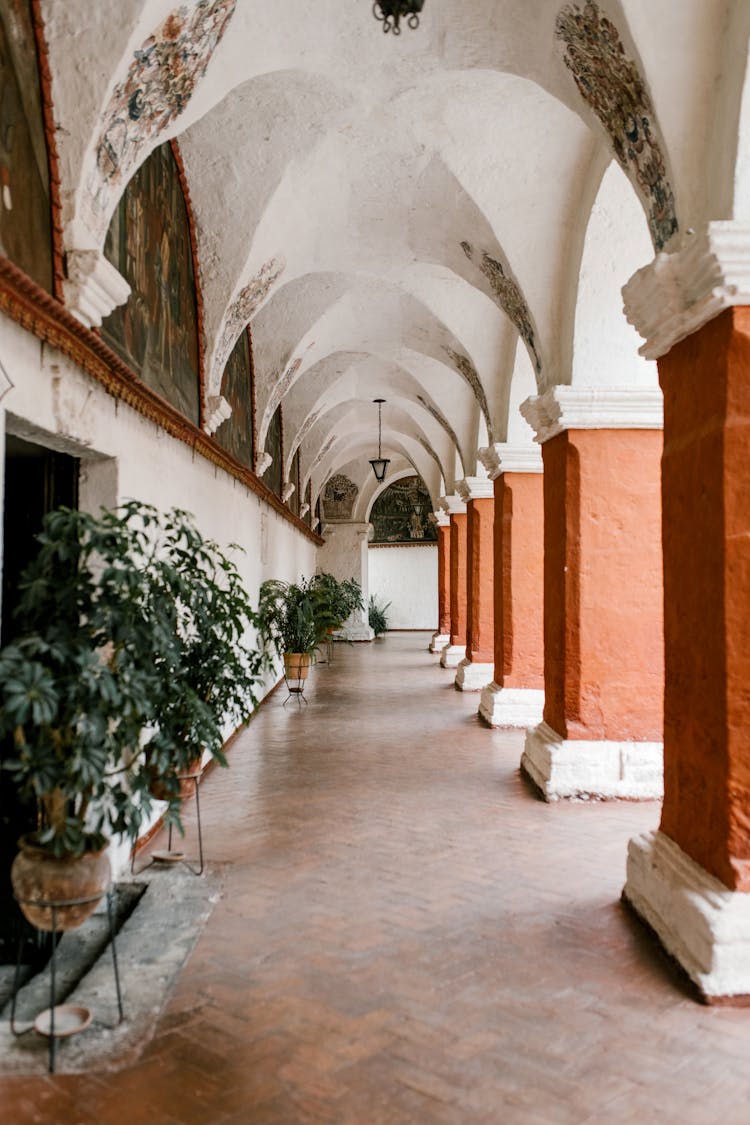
[373,0,424,35]
[369,398,390,483]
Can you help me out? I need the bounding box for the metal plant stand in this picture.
[10,889,124,1074]
[131,768,204,876]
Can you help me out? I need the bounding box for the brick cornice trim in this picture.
[0,256,323,546]
[478,443,542,479]
[520,386,663,445]
[623,221,750,359]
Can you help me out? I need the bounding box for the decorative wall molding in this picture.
[204,394,232,435]
[478,443,543,479]
[623,222,750,359]
[281,481,296,503]
[256,451,273,476]
[624,830,750,1000]
[0,256,322,546]
[61,249,131,328]
[439,493,467,516]
[369,541,437,549]
[520,385,663,444]
[455,476,494,502]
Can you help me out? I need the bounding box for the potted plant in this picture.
[368,595,390,637]
[309,573,364,634]
[0,502,263,931]
[257,577,337,682]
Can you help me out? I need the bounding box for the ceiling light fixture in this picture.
[369,399,391,483]
[372,0,424,35]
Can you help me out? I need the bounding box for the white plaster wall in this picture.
[0,311,316,876]
[368,545,437,630]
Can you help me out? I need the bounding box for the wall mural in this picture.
[555,0,678,251]
[102,141,201,424]
[370,475,437,544]
[289,447,301,517]
[461,241,542,376]
[322,474,358,521]
[304,478,313,528]
[416,394,462,458]
[0,1,52,291]
[442,346,494,442]
[263,403,283,497]
[213,255,285,380]
[87,0,236,237]
[214,327,253,468]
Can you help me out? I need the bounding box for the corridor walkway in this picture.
[3,634,750,1123]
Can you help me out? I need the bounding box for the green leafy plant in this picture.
[309,573,364,630]
[257,577,339,659]
[0,502,263,856]
[368,595,390,637]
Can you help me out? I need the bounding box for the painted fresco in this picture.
[370,475,437,544]
[322,474,358,521]
[214,255,285,377]
[289,448,301,517]
[214,328,253,467]
[555,0,678,251]
[461,241,542,376]
[87,0,236,237]
[0,1,52,291]
[263,404,283,497]
[304,479,312,528]
[102,142,200,424]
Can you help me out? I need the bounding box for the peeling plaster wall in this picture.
[368,545,438,631]
[0,310,316,878]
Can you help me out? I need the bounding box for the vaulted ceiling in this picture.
[41,0,750,513]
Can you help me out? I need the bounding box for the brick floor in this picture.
[3,633,750,1123]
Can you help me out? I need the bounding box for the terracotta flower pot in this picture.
[284,652,311,681]
[148,756,203,801]
[11,838,110,932]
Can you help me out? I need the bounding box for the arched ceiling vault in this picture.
[39,0,750,501]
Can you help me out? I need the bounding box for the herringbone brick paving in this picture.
[3,633,750,1122]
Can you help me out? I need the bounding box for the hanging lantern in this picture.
[369,399,391,482]
[372,0,425,35]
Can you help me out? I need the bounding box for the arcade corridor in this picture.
[3,634,750,1124]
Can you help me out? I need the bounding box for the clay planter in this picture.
[148,756,203,801]
[284,652,311,681]
[11,838,110,932]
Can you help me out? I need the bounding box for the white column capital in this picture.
[204,395,232,436]
[520,385,663,444]
[62,249,131,329]
[433,509,450,528]
[299,503,310,518]
[256,451,273,476]
[281,481,296,503]
[623,221,750,360]
[478,443,543,479]
[439,493,467,516]
[455,476,494,502]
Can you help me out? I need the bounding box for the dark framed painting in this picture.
[289,447,301,517]
[304,479,312,528]
[370,475,437,544]
[263,404,283,498]
[0,1,52,291]
[214,328,254,469]
[102,142,200,425]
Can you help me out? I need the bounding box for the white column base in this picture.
[440,643,466,668]
[624,830,750,1001]
[521,721,663,801]
[454,658,493,691]
[479,683,544,728]
[336,623,375,642]
[429,632,450,654]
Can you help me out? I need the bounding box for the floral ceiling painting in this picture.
[555,0,678,251]
[461,241,542,377]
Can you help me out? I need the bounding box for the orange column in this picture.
[478,448,545,726]
[429,516,451,654]
[520,387,664,800]
[456,481,495,690]
[440,501,468,668]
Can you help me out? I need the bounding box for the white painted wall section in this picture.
[368,545,437,630]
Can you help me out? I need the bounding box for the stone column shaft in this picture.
[440,509,468,668]
[456,485,494,690]
[429,519,451,654]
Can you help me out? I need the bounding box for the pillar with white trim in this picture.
[439,494,468,669]
[455,477,495,691]
[429,510,451,654]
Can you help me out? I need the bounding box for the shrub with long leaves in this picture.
[257,577,340,661]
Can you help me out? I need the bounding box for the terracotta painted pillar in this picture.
[477,445,545,727]
[440,495,468,668]
[455,477,495,690]
[429,511,451,654]
[621,225,750,1001]
[520,386,664,801]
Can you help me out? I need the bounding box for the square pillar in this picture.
[455,478,494,691]
[316,521,374,641]
[477,446,545,727]
[440,495,468,668]
[429,512,451,653]
[622,225,750,1000]
[520,387,664,800]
